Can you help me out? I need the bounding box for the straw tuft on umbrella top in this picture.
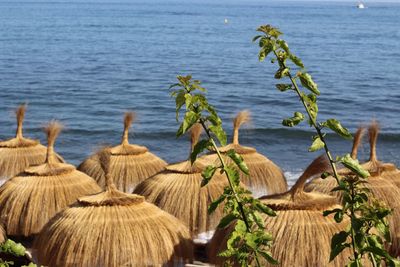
[0,121,101,237]
[199,110,287,197]
[0,105,63,180]
[305,122,400,256]
[208,155,352,267]
[362,121,400,187]
[34,148,193,267]
[78,112,167,192]
[134,124,231,241]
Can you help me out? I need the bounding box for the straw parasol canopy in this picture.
[305,123,400,255]
[134,124,231,240]
[33,148,193,267]
[0,104,63,180]
[0,224,5,244]
[364,121,400,188]
[199,110,287,198]
[208,155,353,267]
[78,112,167,192]
[0,121,101,237]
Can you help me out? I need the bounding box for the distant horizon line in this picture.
[2,0,400,3]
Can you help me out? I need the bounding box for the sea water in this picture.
[0,0,399,185]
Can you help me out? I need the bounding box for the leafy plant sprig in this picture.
[254,25,399,266]
[171,75,277,266]
[0,239,37,267]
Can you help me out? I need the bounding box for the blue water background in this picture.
[1,1,399,184]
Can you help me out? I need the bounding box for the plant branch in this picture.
[198,119,262,267]
[273,50,340,185]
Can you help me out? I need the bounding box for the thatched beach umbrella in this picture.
[0,105,63,180]
[33,149,193,267]
[305,123,400,255]
[208,155,352,266]
[78,112,167,192]
[134,124,230,241]
[0,224,5,244]
[0,121,101,237]
[199,110,287,197]
[363,122,400,188]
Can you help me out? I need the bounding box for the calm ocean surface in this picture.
[0,1,399,185]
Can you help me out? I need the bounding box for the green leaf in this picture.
[339,154,370,178]
[225,166,241,186]
[334,211,344,223]
[376,222,391,242]
[354,233,365,249]
[347,260,361,267]
[289,54,304,68]
[192,82,206,92]
[11,243,25,256]
[259,50,266,62]
[207,113,222,126]
[363,246,391,258]
[308,136,324,152]
[226,149,249,175]
[331,181,348,192]
[208,194,226,214]
[234,219,247,233]
[256,25,282,38]
[217,214,237,228]
[255,202,276,217]
[191,139,211,164]
[387,259,400,267]
[277,40,289,53]
[323,208,342,217]
[351,218,364,232]
[184,93,192,109]
[324,119,352,140]
[330,231,349,261]
[259,250,279,265]
[252,35,262,42]
[177,75,192,88]
[175,91,186,120]
[366,235,384,250]
[209,125,227,146]
[321,172,330,179]
[301,93,319,124]
[298,72,320,95]
[244,233,259,249]
[177,111,200,137]
[201,165,217,187]
[274,67,290,79]
[282,112,304,127]
[329,244,348,262]
[275,83,292,92]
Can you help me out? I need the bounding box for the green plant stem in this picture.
[199,119,261,267]
[365,241,378,267]
[273,50,341,184]
[349,182,361,267]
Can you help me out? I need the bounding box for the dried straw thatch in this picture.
[0,121,101,237]
[305,123,400,255]
[78,112,167,192]
[0,224,5,244]
[364,121,400,188]
[34,149,193,267]
[209,155,353,267]
[199,110,287,198]
[134,124,230,239]
[0,105,63,180]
